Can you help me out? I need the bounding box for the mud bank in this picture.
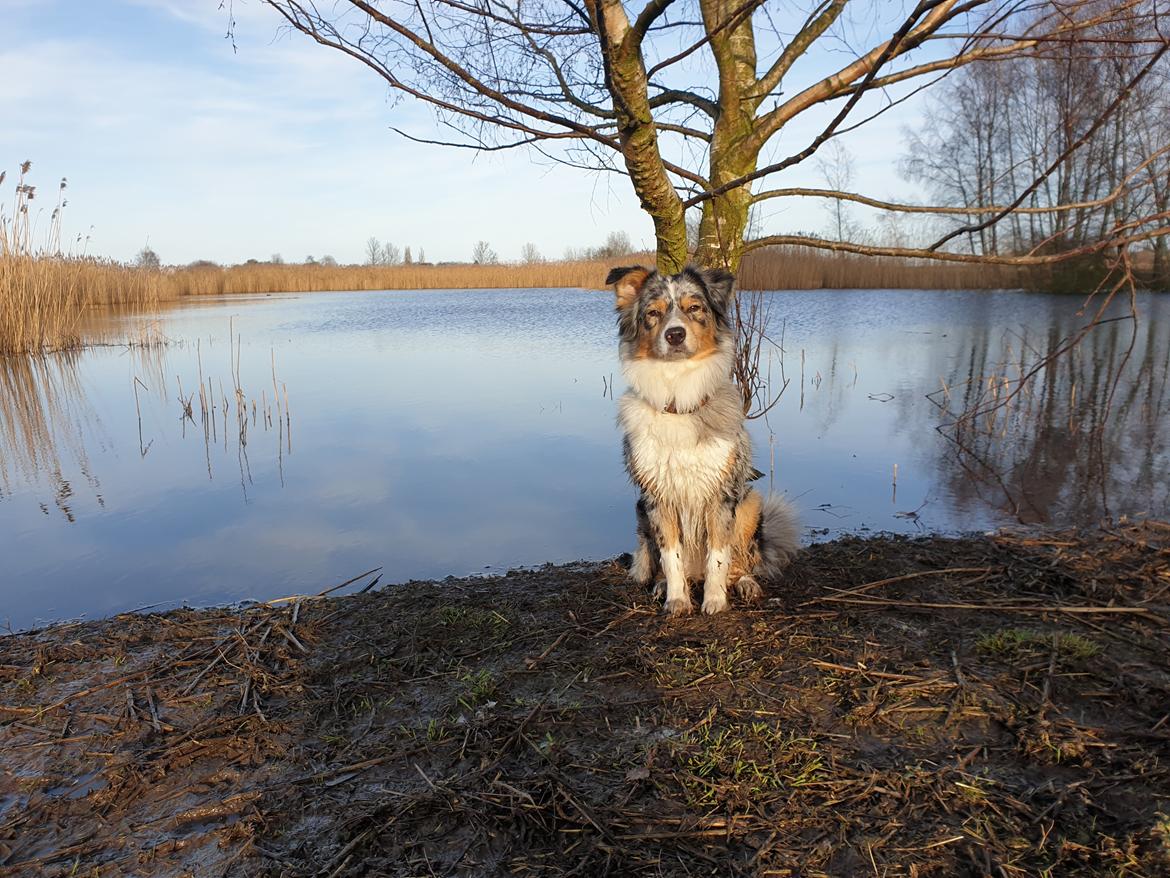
[3,523,1169,877]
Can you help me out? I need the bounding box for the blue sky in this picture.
[2,0,928,265]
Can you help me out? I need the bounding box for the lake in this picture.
[2,287,1167,630]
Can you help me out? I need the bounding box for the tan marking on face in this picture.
[614,268,650,312]
[679,293,719,357]
[631,295,669,360]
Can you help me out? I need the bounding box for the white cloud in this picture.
[1,0,932,264]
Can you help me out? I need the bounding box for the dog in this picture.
[606,264,799,616]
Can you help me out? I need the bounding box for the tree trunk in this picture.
[695,151,755,271]
[1153,237,1169,290]
[588,0,688,274]
[694,0,760,272]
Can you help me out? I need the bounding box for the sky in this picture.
[1,0,931,266]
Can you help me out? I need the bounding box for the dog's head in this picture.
[605,265,735,361]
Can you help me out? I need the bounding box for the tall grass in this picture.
[161,258,620,296]
[2,162,1026,355]
[1,164,163,354]
[738,245,1026,290]
[164,248,1024,296]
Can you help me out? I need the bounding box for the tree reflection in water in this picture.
[933,309,1169,524]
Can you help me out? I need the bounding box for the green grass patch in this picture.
[675,719,825,806]
[435,605,511,638]
[976,628,1100,662]
[657,640,753,688]
[455,668,497,711]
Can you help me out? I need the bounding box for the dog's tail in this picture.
[755,495,800,579]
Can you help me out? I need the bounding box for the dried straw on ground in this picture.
[2,522,1168,876]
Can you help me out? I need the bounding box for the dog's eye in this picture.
[645,310,661,321]
[687,304,703,314]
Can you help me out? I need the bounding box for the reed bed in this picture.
[1,248,1025,356]
[1,164,163,354]
[739,244,1027,290]
[166,248,1026,297]
[163,258,621,296]
[4,163,1029,355]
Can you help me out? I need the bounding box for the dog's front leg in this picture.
[702,503,734,615]
[646,500,690,616]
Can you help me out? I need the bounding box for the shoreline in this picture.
[2,523,1168,875]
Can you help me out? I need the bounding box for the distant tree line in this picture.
[563,231,635,261]
[130,232,641,271]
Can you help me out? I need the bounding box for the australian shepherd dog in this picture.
[606,264,799,616]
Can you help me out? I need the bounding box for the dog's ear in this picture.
[606,266,651,312]
[700,267,735,310]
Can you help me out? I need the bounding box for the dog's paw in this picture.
[663,596,693,617]
[734,575,763,602]
[701,592,729,615]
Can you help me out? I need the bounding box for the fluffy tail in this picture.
[755,495,800,579]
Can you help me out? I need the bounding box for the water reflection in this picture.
[0,288,1166,630]
[0,335,294,518]
[933,310,1170,524]
[0,353,102,521]
[167,334,294,500]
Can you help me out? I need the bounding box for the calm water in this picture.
[2,288,1167,630]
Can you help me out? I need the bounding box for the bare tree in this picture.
[382,241,402,264]
[256,0,1167,275]
[899,9,1170,294]
[520,242,542,263]
[565,230,636,260]
[815,141,855,243]
[596,230,632,258]
[134,246,160,271]
[404,245,413,264]
[472,240,498,264]
[365,236,382,266]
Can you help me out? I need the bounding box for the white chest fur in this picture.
[619,395,734,508]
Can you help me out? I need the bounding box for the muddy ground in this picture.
[2,522,1169,877]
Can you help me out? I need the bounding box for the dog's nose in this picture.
[664,327,686,346]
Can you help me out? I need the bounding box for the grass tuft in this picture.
[977,627,1101,662]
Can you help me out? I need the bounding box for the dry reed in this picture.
[1,164,163,354]
[3,163,1026,355]
[150,248,1026,298]
[160,258,621,296]
[738,244,1026,290]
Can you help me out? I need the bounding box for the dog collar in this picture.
[663,396,709,415]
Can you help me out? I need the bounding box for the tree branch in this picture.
[752,141,1170,215]
[683,0,962,210]
[742,223,1170,264]
[644,0,762,79]
[648,87,719,118]
[752,0,967,147]
[754,0,846,100]
[630,0,675,44]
